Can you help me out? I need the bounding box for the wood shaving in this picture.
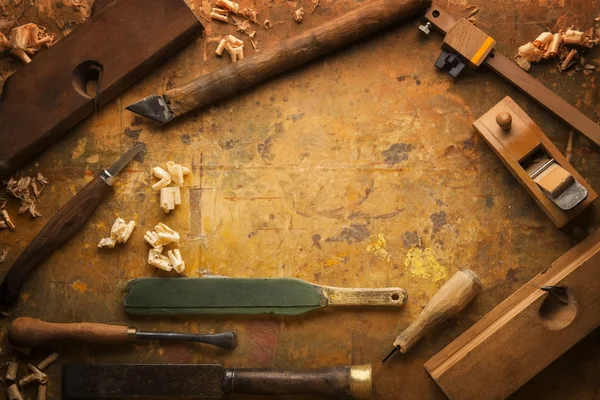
[4,173,48,219]
[467,8,479,18]
[144,223,185,273]
[516,22,599,72]
[211,7,229,22]
[98,217,136,248]
[1,207,15,229]
[0,248,8,263]
[216,0,239,13]
[151,162,191,213]
[264,19,272,29]
[0,23,55,63]
[231,15,255,38]
[293,7,305,23]
[241,8,258,24]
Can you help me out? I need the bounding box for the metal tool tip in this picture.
[126,95,174,124]
[381,346,400,364]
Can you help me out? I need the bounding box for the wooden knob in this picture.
[496,112,512,131]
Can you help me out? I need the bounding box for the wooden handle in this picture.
[394,269,481,353]
[9,317,128,348]
[225,365,372,400]
[321,287,407,307]
[0,175,112,308]
[163,0,431,118]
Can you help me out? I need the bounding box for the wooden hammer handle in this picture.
[394,269,481,353]
[9,317,128,348]
[163,0,431,118]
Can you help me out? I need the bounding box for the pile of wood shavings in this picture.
[515,18,600,73]
[4,173,48,219]
[0,23,55,63]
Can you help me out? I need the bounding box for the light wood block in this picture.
[443,18,496,67]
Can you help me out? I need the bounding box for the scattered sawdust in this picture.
[366,229,392,262]
[404,247,449,282]
[231,15,256,38]
[4,172,48,218]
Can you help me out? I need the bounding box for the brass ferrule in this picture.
[126,328,137,342]
[349,365,372,400]
[99,169,115,186]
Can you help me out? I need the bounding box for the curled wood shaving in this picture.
[231,15,255,38]
[293,7,305,23]
[0,248,7,263]
[4,173,48,219]
[311,0,320,14]
[241,8,258,24]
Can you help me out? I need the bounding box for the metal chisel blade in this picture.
[106,143,146,177]
[63,364,225,399]
[126,95,174,123]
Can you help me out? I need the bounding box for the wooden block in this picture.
[425,229,600,400]
[0,0,204,179]
[533,163,574,198]
[443,18,495,67]
[473,96,597,227]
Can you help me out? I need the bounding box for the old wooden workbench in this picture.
[1,0,600,399]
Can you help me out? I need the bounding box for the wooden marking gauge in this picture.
[424,229,600,400]
[423,5,600,147]
[474,96,596,227]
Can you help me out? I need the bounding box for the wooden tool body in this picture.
[424,5,600,146]
[473,96,596,227]
[9,317,237,350]
[124,278,407,315]
[425,229,600,400]
[0,0,203,178]
[62,364,372,399]
[0,176,112,307]
[393,269,481,353]
[130,0,431,121]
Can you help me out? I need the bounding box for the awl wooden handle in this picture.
[393,269,481,353]
[9,317,129,348]
[0,176,112,308]
[162,0,431,118]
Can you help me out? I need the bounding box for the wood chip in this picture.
[293,7,305,23]
[468,8,479,18]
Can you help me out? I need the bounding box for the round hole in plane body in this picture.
[432,10,440,18]
[72,61,103,99]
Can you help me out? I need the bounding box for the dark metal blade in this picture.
[107,143,146,177]
[135,331,238,349]
[381,346,399,364]
[126,94,174,123]
[63,364,225,399]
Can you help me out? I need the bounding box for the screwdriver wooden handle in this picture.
[9,317,129,348]
[0,176,112,308]
[393,269,481,353]
[162,0,431,119]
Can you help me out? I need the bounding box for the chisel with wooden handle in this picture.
[126,0,431,123]
[62,364,372,399]
[382,269,481,363]
[0,144,145,309]
[8,317,237,350]
[123,277,407,316]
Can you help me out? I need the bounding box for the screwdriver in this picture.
[382,269,481,363]
[9,317,237,350]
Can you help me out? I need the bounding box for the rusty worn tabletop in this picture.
[1,0,600,399]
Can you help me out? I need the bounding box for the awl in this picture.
[123,277,407,316]
[62,364,373,399]
[9,317,237,350]
[0,144,145,308]
[126,0,431,123]
[382,269,481,363]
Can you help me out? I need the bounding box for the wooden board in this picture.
[473,96,596,227]
[123,278,406,315]
[0,0,203,179]
[424,228,600,400]
[443,18,495,67]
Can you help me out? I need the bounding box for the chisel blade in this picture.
[125,95,174,123]
[63,364,224,399]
